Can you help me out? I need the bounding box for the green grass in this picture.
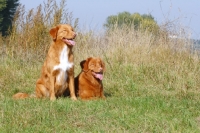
[1,55,200,132]
[1,90,200,132]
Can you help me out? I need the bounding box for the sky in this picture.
[20,0,200,39]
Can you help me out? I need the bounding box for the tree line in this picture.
[104,11,159,34]
[0,0,19,36]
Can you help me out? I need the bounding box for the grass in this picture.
[1,91,200,132]
[1,0,200,132]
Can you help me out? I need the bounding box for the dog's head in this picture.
[80,57,105,80]
[49,24,76,46]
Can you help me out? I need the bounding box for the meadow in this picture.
[1,0,200,132]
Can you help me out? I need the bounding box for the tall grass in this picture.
[0,0,78,60]
[76,24,200,97]
[1,0,200,132]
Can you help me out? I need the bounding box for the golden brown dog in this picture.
[13,24,77,101]
[75,57,106,100]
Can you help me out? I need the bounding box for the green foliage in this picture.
[0,0,19,36]
[0,0,6,30]
[104,12,133,28]
[104,11,159,34]
[0,0,6,10]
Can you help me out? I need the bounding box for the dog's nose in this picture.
[99,67,103,72]
[73,33,77,38]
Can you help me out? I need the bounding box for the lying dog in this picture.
[75,57,106,100]
[13,24,77,101]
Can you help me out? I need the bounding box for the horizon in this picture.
[20,0,200,40]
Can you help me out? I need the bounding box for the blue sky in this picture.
[20,0,200,39]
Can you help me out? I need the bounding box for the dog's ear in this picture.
[80,60,86,69]
[81,57,92,71]
[49,26,59,41]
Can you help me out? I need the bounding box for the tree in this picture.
[0,0,6,30]
[0,0,19,36]
[104,12,133,29]
[104,11,159,34]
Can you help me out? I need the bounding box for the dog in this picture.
[75,57,106,100]
[13,24,77,101]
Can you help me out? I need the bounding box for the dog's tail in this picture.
[12,92,36,99]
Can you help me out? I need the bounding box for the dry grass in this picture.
[0,0,78,60]
[75,25,200,97]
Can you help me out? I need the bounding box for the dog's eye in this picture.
[90,64,94,66]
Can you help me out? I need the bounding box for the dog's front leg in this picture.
[69,76,77,100]
[50,76,56,101]
[68,69,77,100]
[100,91,106,99]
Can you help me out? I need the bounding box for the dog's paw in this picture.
[71,96,77,101]
[50,96,56,101]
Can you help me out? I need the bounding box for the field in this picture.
[1,0,200,132]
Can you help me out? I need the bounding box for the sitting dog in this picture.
[75,57,106,100]
[13,24,77,101]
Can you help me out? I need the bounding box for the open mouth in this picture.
[92,71,103,80]
[62,38,75,46]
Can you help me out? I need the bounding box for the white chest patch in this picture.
[53,46,73,83]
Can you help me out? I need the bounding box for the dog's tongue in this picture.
[95,74,103,80]
[63,39,75,46]
[68,40,75,46]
